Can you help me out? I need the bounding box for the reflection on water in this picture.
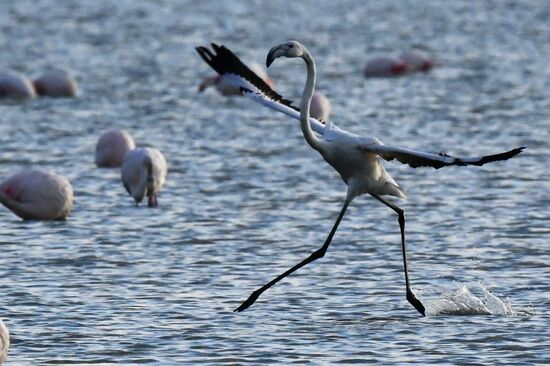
[0,0,548,364]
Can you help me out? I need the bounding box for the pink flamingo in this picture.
[199,62,274,96]
[95,130,136,168]
[399,50,439,72]
[363,56,409,77]
[0,71,36,99]
[0,170,73,220]
[121,147,167,207]
[33,69,78,97]
[0,318,8,364]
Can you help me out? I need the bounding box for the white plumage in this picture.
[196,42,524,316]
[0,319,8,364]
[0,170,73,220]
[95,129,136,168]
[33,69,78,97]
[0,71,36,99]
[121,147,167,207]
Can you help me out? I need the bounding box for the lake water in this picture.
[0,0,548,364]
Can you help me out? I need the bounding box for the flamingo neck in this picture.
[299,49,323,152]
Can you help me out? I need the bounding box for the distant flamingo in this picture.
[0,319,8,364]
[310,92,331,121]
[363,56,409,77]
[199,62,273,96]
[399,50,439,72]
[121,147,167,207]
[0,71,36,99]
[0,170,73,220]
[95,130,136,168]
[33,69,78,97]
[196,42,524,316]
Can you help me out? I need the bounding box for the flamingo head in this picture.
[266,40,305,67]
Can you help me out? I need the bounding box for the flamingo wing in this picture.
[195,44,326,134]
[359,142,525,169]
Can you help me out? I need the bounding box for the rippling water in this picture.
[0,0,548,364]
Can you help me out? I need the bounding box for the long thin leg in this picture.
[371,194,425,316]
[234,199,351,312]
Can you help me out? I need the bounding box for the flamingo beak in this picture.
[266,46,282,68]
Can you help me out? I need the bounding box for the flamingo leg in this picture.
[370,194,425,316]
[234,199,351,312]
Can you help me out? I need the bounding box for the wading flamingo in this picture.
[196,43,524,316]
[95,129,136,168]
[121,147,167,207]
[0,170,73,220]
[310,91,331,122]
[0,319,8,364]
[364,56,409,77]
[0,71,36,99]
[33,69,78,97]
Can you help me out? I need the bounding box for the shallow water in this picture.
[0,0,548,364]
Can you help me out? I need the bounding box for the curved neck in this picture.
[300,49,323,152]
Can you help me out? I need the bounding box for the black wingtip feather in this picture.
[195,43,298,109]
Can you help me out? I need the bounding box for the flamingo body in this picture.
[95,130,136,168]
[364,56,408,77]
[196,42,524,316]
[199,62,273,96]
[310,92,331,121]
[399,50,437,72]
[0,71,36,99]
[0,319,8,364]
[0,170,73,220]
[33,69,78,97]
[121,147,167,207]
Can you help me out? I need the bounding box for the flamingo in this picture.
[363,56,409,77]
[196,42,524,316]
[199,62,274,96]
[399,50,439,72]
[121,147,167,207]
[310,91,331,122]
[0,319,8,364]
[95,129,136,168]
[33,69,78,97]
[0,170,73,220]
[0,71,36,99]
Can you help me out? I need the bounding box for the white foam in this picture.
[424,282,518,316]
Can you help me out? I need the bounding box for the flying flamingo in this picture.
[33,69,78,97]
[121,147,167,207]
[95,129,136,168]
[0,170,73,220]
[0,318,8,364]
[0,71,36,99]
[196,43,524,316]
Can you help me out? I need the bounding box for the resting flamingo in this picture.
[399,50,439,72]
[196,42,524,316]
[199,62,273,96]
[363,56,409,77]
[121,147,167,207]
[0,170,73,220]
[0,71,36,99]
[33,69,78,97]
[310,91,331,122]
[0,318,8,364]
[95,129,136,168]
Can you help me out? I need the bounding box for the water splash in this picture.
[425,282,518,316]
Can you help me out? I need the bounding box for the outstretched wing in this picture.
[195,44,326,134]
[359,142,525,169]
